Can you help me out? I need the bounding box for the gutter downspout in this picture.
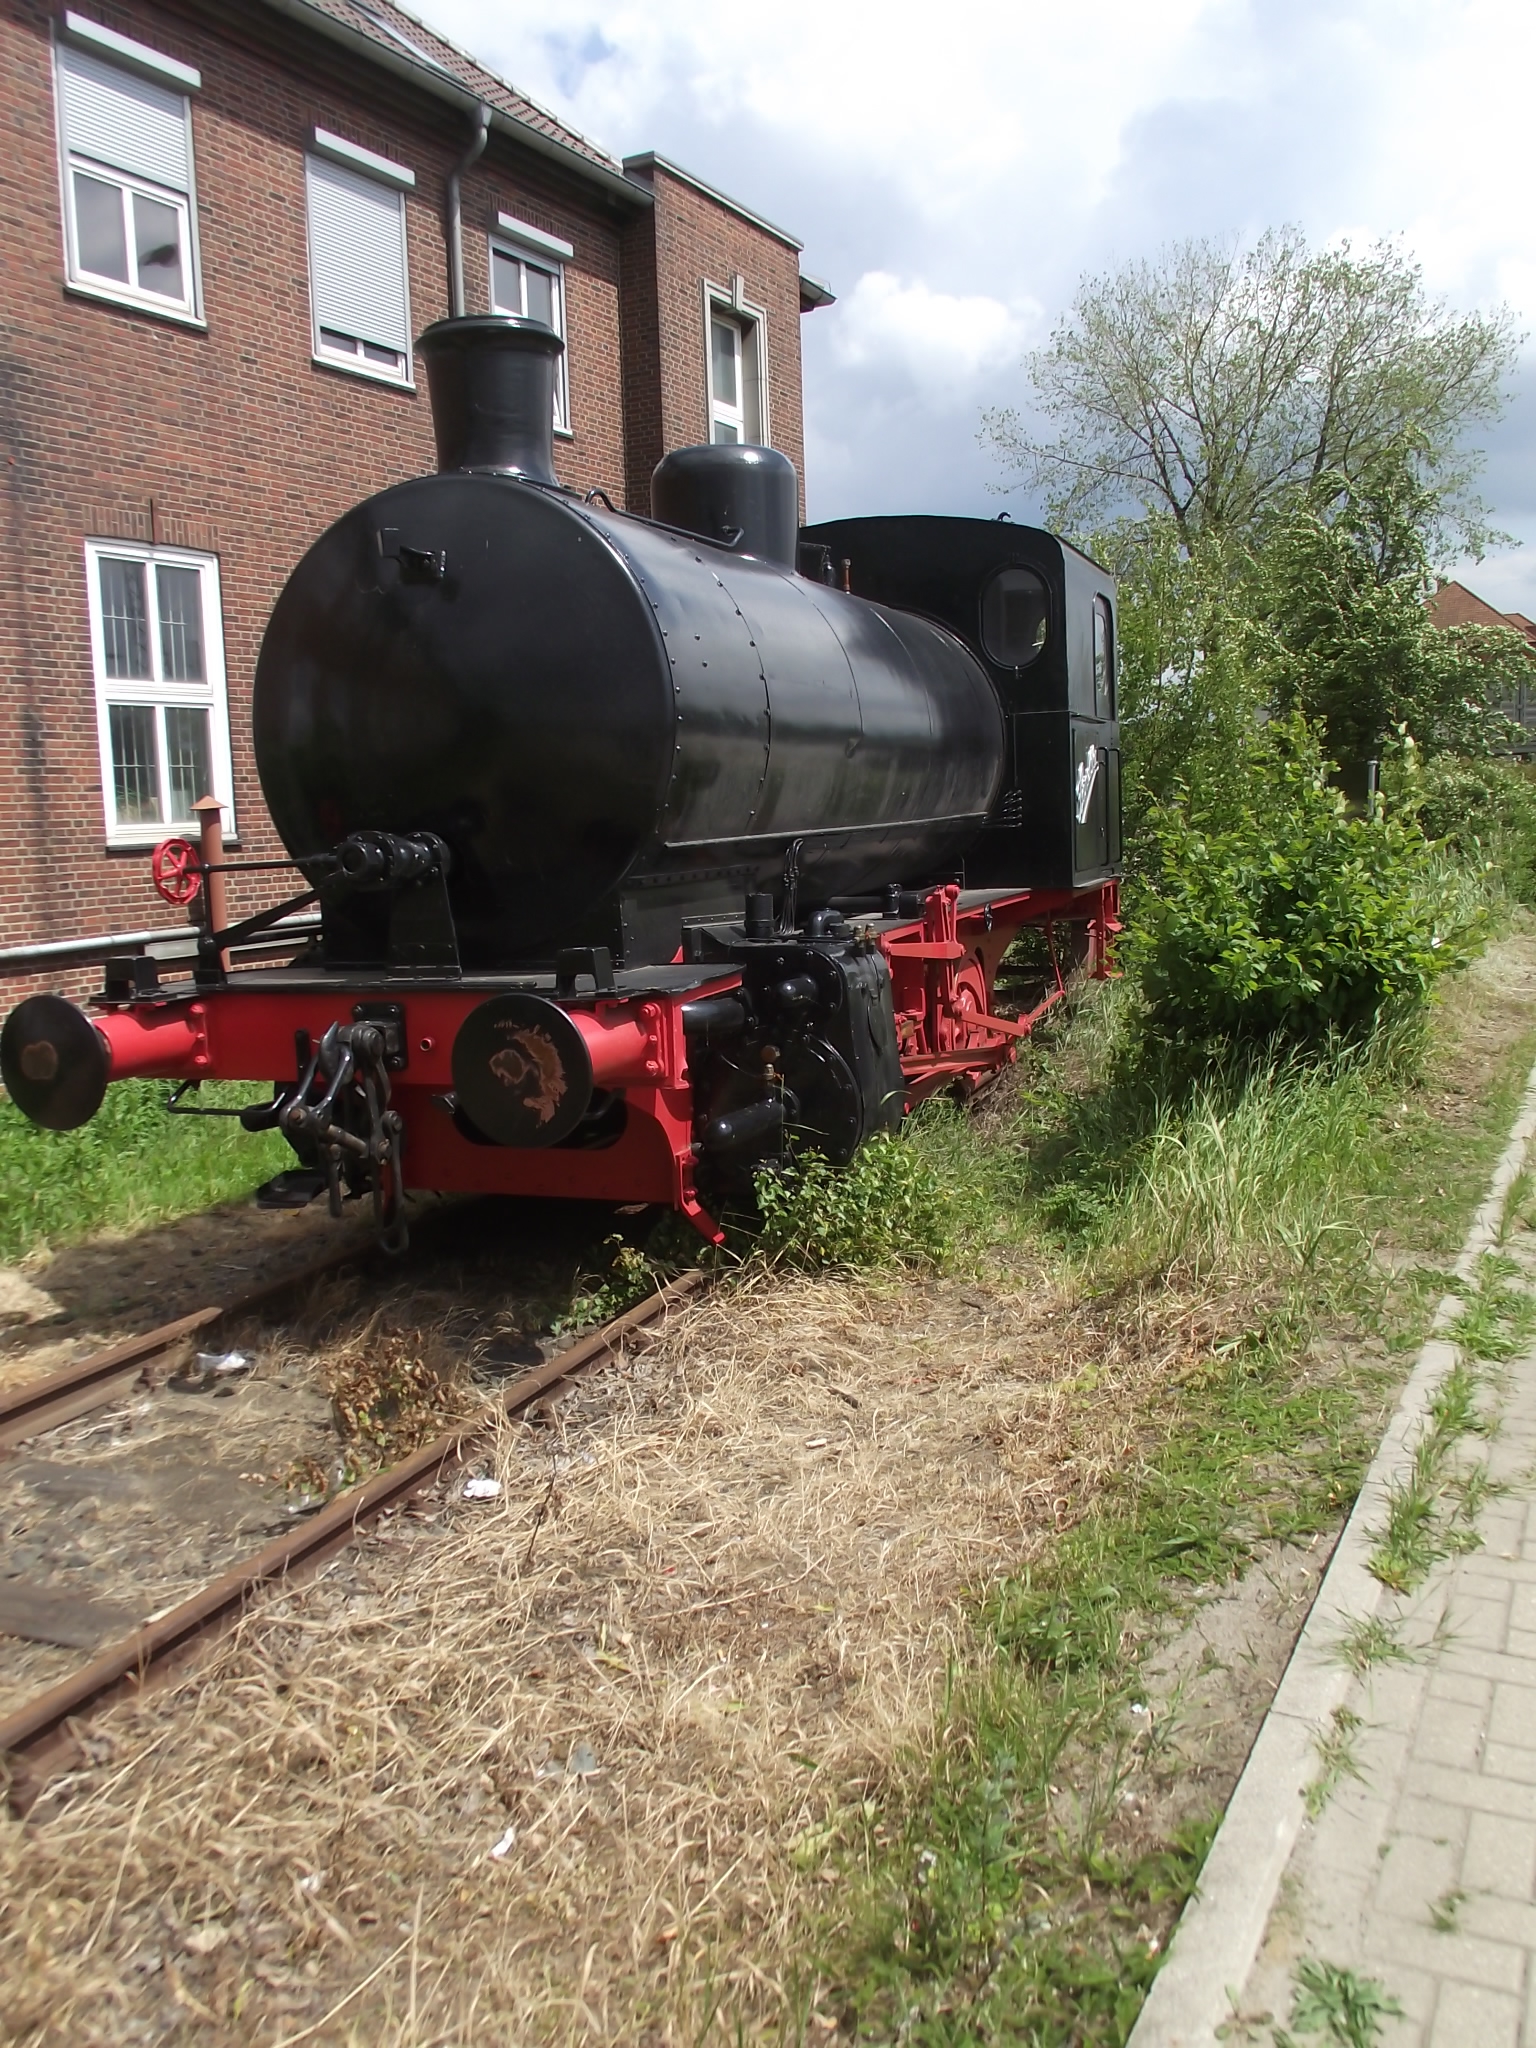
[447,102,492,317]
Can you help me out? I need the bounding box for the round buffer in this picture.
[451,993,594,1147]
[0,995,110,1131]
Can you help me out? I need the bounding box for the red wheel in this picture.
[151,837,202,906]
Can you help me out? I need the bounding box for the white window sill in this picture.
[554,423,574,440]
[106,828,240,852]
[311,350,414,392]
[65,280,205,329]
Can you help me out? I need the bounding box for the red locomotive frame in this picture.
[78,867,1117,1243]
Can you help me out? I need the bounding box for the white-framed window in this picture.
[704,278,768,445]
[305,133,415,386]
[84,541,235,846]
[54,29,202,322]
[489,213,572,433]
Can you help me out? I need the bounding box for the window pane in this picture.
[318,328,359,356]
[361,341,401,369]
[524,262,555,330]
[98,557,151,678]
[490,249,522,314]
[109,703,161,824]
[1093,597,1114,715]
[132,190,184,300]
[712,420,740,444]
[74,170,129,281]
[711,317,739,408]
[979,567,1049,669]
[164,706,212,822]
[156,565,204,681]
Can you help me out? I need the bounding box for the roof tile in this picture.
[290,0,623,174]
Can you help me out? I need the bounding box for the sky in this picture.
[419,0,1536,613]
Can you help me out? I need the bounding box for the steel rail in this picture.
[0,1238,380,1450]
[0,1269,705,1808]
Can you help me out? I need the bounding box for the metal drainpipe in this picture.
[447,103,492,318]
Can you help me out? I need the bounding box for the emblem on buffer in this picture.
[489,1028,567,1125]
[451,993,593,1147]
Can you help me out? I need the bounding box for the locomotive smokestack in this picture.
[417,315,563,484]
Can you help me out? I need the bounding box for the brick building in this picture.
[0,0,832,966]
[1428,580,1536,751]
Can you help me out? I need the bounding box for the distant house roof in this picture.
[1428,580,1536,648]
[261,0,650,207]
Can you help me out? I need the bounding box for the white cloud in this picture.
[829,273,1038,391]
[414,0,1536,590]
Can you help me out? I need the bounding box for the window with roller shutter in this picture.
[305,145,414,386]
[54,34,201,320]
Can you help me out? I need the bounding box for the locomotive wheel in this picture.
[151,837,202,906]
[949,958,993,1052]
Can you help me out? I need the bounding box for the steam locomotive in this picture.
[0,316,1120,1246]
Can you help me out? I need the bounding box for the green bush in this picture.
[1127,718,1475,1051]
[1392,749,1536,906]
[753,1136,951,1270]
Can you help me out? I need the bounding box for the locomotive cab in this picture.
[798,516,1121,892]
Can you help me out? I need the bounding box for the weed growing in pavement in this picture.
[1330,1614,1417,1678]
[1428,1886,1467,1933]
[1305,1707,1367,1819]
[0,1078,290,1264]
[1367,1257,1530,1593]
[1279,1958,1404,2048]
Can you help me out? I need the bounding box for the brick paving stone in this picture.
[1484,1744,1536,1784]
[1414,1699,1489,1769]
[1373,1833,1462,1919]
[1405,1759,1536,1817]
[1427,1671,1494,1710]
[1429,1979,1522,2048]
[1367,1914,1526,1993]
[1463,1812,1536,1898]
[1446,1594,1512,1651]
[1491,1685,1536,1750]
[1394,1796,1474,1849]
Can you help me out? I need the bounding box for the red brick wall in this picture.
[0,0,632,977]
[624,163,806,517]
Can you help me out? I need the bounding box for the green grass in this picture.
[786,973,1536,2047]
[0,1079,290,1265]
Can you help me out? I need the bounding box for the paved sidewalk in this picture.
[1131,1064,1536,2048]
[1236,1310,1536,2047]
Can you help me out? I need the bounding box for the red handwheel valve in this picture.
[151,837,202,906]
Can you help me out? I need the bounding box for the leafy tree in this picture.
[984,228,1515,550]
[1246,453,1532,766]
[1084,515,1265,843]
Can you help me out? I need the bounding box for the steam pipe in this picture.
[446,102,492,318]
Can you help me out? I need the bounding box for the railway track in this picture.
[0,1269,704,1812]
[0,1238,380,1450]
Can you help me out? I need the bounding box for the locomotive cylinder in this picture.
[252,316,1005,968]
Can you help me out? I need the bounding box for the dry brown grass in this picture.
[0,1261,1237,2047]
